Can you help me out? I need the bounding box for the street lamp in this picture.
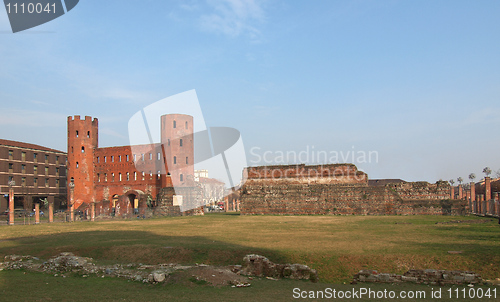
[8,180,15,225]
[68,179,75,222]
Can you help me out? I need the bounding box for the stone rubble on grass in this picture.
[353,269,484,286]
[237,254,319,282]
[1,253,320,286]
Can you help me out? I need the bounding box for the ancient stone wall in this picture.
[241,164,462,216]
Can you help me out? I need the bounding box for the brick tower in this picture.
[160,114,194,187]
[67,116,98,209]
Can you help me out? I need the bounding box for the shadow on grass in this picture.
[0,229,289,267]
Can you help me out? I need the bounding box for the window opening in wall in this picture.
[180,139,183,147]
[173,120,176,128]
[97,157,100,163]
[45,154,48,163]
[168,139,170,146]
[76,130,79,137]
[34,166,37,175]
[8,150,13,160]
[126,154,129,161]
[56,156,59,164]
[56,179,59,187]
[141,154,144,161]
[8,163,13,173]
[112,173,115,182]
[174,156,176,164]
[81,146,85,153]
[97,173,100,182]
[56,167,59,176]
[126,172,129,181]
[45,178,49,187]
[34,153,37,162]
[76,162,79,168]
[142,172,145,180]
[21,164,25,172]
[87,131,90,138]
[34,178,38,186]
[71,147,73,153]
[119,173,122,181]
[149,171,152,178]
[45,167,49,175]
[104,173,107,182]
[119,155,122,162]
[104,156,107,163]
[21,152,26,161]
[157,152,161,160]
[111,156,114,162]
[157,171,160,179]
[186,157,188,164]
[134,172,137,181]
[180,174,183,182]
[134,154,137,162]
[21,177,26,185]
[185,121,188,129]
[149,153,152,160]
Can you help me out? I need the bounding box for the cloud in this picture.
[199,0,265,39]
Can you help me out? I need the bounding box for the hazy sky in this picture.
[1,0,499,183]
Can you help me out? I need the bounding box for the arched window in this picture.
[119,173,122,181]
[81,146,85,153]
[180,139,183,147]
[76,162,79,168]
[173,156,176,164]
[76,130,79,137]
[87,131,90,138]
[173,120,176,128]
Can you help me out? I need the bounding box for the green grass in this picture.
[0,214,498,301]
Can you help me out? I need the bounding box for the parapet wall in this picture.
[240,164,460,215]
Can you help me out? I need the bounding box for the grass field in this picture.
[0,214,498,301]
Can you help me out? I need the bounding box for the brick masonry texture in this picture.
[241,164,465,215]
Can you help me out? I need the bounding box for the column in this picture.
[8,187,14,226]
[458,185,463,199]
[35,202,40,224]
[91,202,95,222]
[485,177,491,201]
[48,196,54,223]
[450,186,454,199]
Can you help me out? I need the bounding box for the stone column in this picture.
[35,202,40,224]
[90,202,95,222]
[8,186,14,226]
[470,182,475,202]
[48,200,54,223]
[458,185,463,199]
[485,177,491,201]
[450,186,454,199]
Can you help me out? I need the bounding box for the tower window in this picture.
[112,173,115,182]
[168,139,170,146]
[174,156,176,164]
[76,162,79,168]
[119,173,122,181]
[173,120,176,128]
[111,156,114,162]
[180,174,183,182]
[97,157,100,163]
[126,154,129,161]
[71,147,73,153]
[104,156,107,163]
[76,130,79,137]
[157,171,160,179]
[126,172,129,181]
[21,152,26,161]
[134,154,137,162]
[141,154,144,161]
[81,146,85,153]
[186,157,189,164]
[134,172,137,181]
[45,178,49,187]
[87,131,90,138]
[180,139,183,147]
[119,155,122,162]
[104,173,107,182]
[142,172,145,180]
[34,178,38,186]
[185,121,188,129]
[34,153,37,162]
[97,173,100,182]
[157,152,161,160]
[21,164,25,172]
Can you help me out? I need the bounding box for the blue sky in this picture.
[1,0,499,183]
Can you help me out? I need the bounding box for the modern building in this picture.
[0,139,67,212]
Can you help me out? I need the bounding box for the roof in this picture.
[197,177,225,185]
[0,139,65,154]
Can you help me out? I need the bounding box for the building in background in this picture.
[0,139,67,212]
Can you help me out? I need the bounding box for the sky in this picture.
[0,0,499,183]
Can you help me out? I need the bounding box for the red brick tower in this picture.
[160,114,194,187]
[67,116,98,209]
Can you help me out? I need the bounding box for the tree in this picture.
[457,177,463,185]
[496,169,500,178]
[449,179,455,186]
[469,173,476,182]
[483,167,492,177]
